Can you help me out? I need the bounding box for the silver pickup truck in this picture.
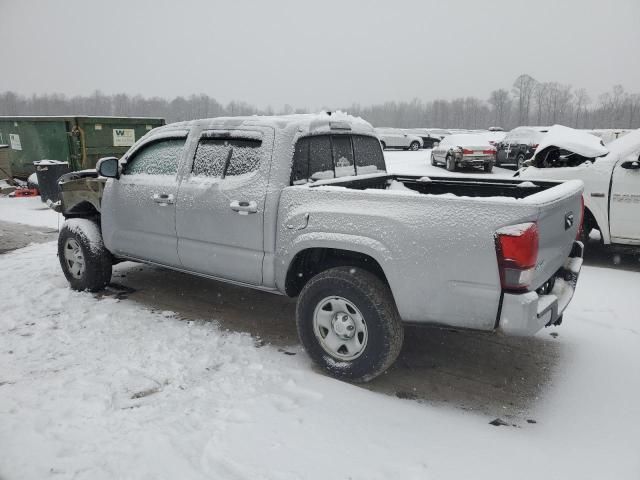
[54,113,584,382]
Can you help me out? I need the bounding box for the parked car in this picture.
[404,129,441,148]
[479,130,507,146]
[430,134,497,172]
[426,128,452,139]
[518,126,639,249]
[52,113,584,382]
[375,128,423,150]
[496,126,549,169]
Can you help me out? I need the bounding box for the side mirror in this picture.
[620,160,640,170]
[97,157,120,178]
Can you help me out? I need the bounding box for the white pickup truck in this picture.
[518,127,640,249]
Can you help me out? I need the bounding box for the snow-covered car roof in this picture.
[533,125,608,158]
[158,111,376,137]
[441,134,493,146]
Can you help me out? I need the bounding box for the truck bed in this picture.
[279,173,583,330]
[310,173,566,199]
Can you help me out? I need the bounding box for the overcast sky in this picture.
[1,0,638,109]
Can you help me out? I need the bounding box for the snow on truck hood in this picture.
[534,125,608,158]
[605,128,640,160]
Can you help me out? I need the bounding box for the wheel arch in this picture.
[284,246,390,297]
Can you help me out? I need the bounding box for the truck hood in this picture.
[606,128,640,160]
[533,125,608,159]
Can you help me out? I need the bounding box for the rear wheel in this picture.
[380,141,386,150]
[409,141,420,151]
[484,162,494,173]
[516,154,525,170]
[296,267,403,382]
[431,153,437,166]
[58,219,112,292]
[445,155,456,172]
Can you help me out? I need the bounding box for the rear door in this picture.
[496,133,512,165]
[102,133,188,266]
[176,127,273,285]
[609,156,640,242]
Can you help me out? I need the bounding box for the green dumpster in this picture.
[0,116,165,179]
[0,144,11,179]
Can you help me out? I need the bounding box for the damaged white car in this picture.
[518,125,640,249]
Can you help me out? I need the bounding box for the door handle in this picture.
[153,193,175,205]
[230,200,258,215]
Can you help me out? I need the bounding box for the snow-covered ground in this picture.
[0,196,61,230]
[1,156,639,479]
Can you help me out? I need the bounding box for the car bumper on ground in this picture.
[498,241,584,336]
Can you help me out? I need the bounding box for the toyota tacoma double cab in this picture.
[53,112,584,382]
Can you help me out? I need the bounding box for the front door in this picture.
[101,135,187,266]
[176,128,272,285]
[609,155,640,242]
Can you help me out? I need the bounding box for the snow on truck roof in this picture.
[158,112,375,137]
[534,125,608,158]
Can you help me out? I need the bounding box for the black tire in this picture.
[380,141,386,150]
[445,155,456,172]
[296,267,404,383]
[58,218,112,292]
[409,141,420,151]
[516,154,525,170]
[431,153,437,166]
[484,162,494,173]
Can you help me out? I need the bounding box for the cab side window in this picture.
[193,137,262,178]
[123,138,185,175]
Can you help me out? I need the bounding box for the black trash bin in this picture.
[34,160,71,203]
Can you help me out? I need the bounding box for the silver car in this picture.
[375,128,423,150]
[431,134,496,172]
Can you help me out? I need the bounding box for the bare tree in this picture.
[488,89,511,128]
[512,74,537,125]
[573,88,590,128]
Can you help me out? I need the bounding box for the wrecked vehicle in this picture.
[518,126,640,249]
[54,113,584,382]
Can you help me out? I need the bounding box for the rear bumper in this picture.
[498,241,583,336]
[456,154,494,166]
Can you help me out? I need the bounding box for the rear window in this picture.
[291,134,385,185]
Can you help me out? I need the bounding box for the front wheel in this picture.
[296,267,404,382]
[516,154,525,170]
[409,141,420,151]
[431,153,437,166]
[58,218,112,292]
[445,155,456,171]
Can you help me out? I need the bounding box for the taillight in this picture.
[483,149,496,155]
[495,222,539,291]
[576,195,585,240]
[462,148,474,155]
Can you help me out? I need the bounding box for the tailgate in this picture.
[524,180,584,289]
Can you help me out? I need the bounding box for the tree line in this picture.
[1,74,638,130]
